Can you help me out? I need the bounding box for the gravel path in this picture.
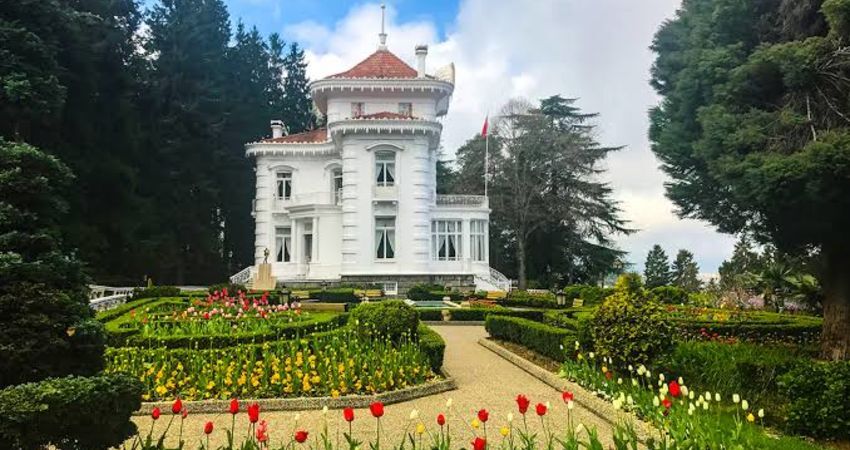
[130,326,613,448]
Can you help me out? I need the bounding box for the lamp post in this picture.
[556,291,566,307]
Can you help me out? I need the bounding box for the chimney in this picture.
[415,45,428,78]
[270,120,285,139]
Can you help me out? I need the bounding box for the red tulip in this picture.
[436,413,446,426]
[204,421,214,434]
[151,407,161,420]
[668,381,681,398]
[229,398,239,415]
[662,397,672,409]
[369,401,384,418]
[516,394,530,414]
[182,408,188,419]
[247,402,260,423]
[343,407,355,422]
[294,430,309,443]
[605,371,613,380]
[562,391,574,403]
[477,409,489,423]
[257,421,269,443]
[172,398,183,415]
[535,403,547,416]
[472,437,487,450]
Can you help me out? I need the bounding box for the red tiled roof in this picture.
[261,128,329,144]
[354,112,419,120]
[327,50,417,79]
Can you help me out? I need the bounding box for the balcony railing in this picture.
[435,194,488,207]
[274,191,341,210]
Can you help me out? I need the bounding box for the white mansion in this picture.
[233,31,509,294]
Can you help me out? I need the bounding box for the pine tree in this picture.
[644,244,671,288]
[281,42,315,133]
[671,249,701,292]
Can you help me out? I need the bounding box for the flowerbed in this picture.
[106,327,434,401]
[560,348,825,449]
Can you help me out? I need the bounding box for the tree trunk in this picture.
[820,247,850,361]
[517,238,527,290]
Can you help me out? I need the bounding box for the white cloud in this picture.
[283,0,737,272]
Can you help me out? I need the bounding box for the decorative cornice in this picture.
[328,118,442,137]
[245,142,338,158]
[311,77,454,96]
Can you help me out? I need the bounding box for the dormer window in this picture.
[375,151,395,187]
[398,102,412,117]
[276,172,292,200]
[351,102,365,118]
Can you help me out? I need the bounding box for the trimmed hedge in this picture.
[131,285,181,299]
[407,284,464,301]
[309,288,360,303]
[485,315,575,361]
[418,325,446,371]
[94,296,164,324]
[110,313,348,348]
[672,312,822,344]
[0,374,142,450]
[562,285,612,306]
[780,360,850,440]
[350,300,419,341]
[417,308,545,322]
[498,290,560,308]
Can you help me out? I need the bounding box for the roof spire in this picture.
[378,3,387,50]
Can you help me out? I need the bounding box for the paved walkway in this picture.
[131,326,613,447]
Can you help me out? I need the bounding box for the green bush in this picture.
[498,290,560,308]
[418,309,444,321]
[650,285,689,304]
[95,296,162,323]
[590,274,673,368]
[417,325,446,371]
[562,285,612,306]
[485,315,575,361]
[657,341,805,425]
[350,300,419,341]
[671,309,822,345]
[406,283,463,301]
[309,288,360,303]
[0,374,142,449]
[780,360,850,439]
[132,285,181,299]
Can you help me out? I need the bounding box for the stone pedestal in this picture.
[252,263,276,291]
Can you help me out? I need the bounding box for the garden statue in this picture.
[253,248,276,290]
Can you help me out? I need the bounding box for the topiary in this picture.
[349,300,419,342]
[589,273,673,368]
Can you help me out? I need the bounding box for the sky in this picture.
[154,0,738,275]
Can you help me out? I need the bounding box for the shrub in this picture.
[485,315,575,361]
[406,283,464,301]
[498,290,559,308]
[562,285,612,306]
[0,374,142,450]
[780,360,850,439]
[309,288,360,303]
[350,300,419,341]
[132,285,181,299]
[650,285,689,304]
[590,274,673,368]
[417,325,446,371]
[417,309,444,321]
[450,308,544,322]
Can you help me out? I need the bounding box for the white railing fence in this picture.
[88,285,135,312]
[230,265,255,285]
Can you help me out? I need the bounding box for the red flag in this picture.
[481,115,489,137]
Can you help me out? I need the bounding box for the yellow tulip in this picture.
[500,427,510,437]
[416,423,426,435]
[746,413,755,423]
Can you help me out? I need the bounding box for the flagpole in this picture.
[484,130,489,197]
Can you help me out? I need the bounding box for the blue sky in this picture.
[140,0,737,275]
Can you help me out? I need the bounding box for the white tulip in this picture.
[322,406,329,415]
[653,397,660,407]
[446,398,453,409]
[507,413,514,423]
[733,394,740,404]
[567,400,575,410]
[741,400,749,411]
[758,409,765,418]
[410,409,419,420]
[715,393,720,402]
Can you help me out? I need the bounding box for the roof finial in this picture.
[378,3,387,50]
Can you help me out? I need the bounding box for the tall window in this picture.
[375,217,395,259]
[398,102,412,116]
[351,102,365,117]
[276,172,292,200]
[275,227,291,262]
[332,169,343,205]
[470,220,486,261]
[432,220,462,261]
[375,151,395,186]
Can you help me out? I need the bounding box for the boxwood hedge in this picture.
[485,315,575,361]
[417,324,446,371]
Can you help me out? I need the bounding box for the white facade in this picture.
[244,42,505,291]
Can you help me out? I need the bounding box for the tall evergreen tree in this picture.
[644,244,671,288]
[143,0,233,283]
[281,42,314,133]
[650,0,850,359]
[489,96,631,289]
[671,249,701,292]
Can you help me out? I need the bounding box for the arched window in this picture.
[375,151,395,187]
